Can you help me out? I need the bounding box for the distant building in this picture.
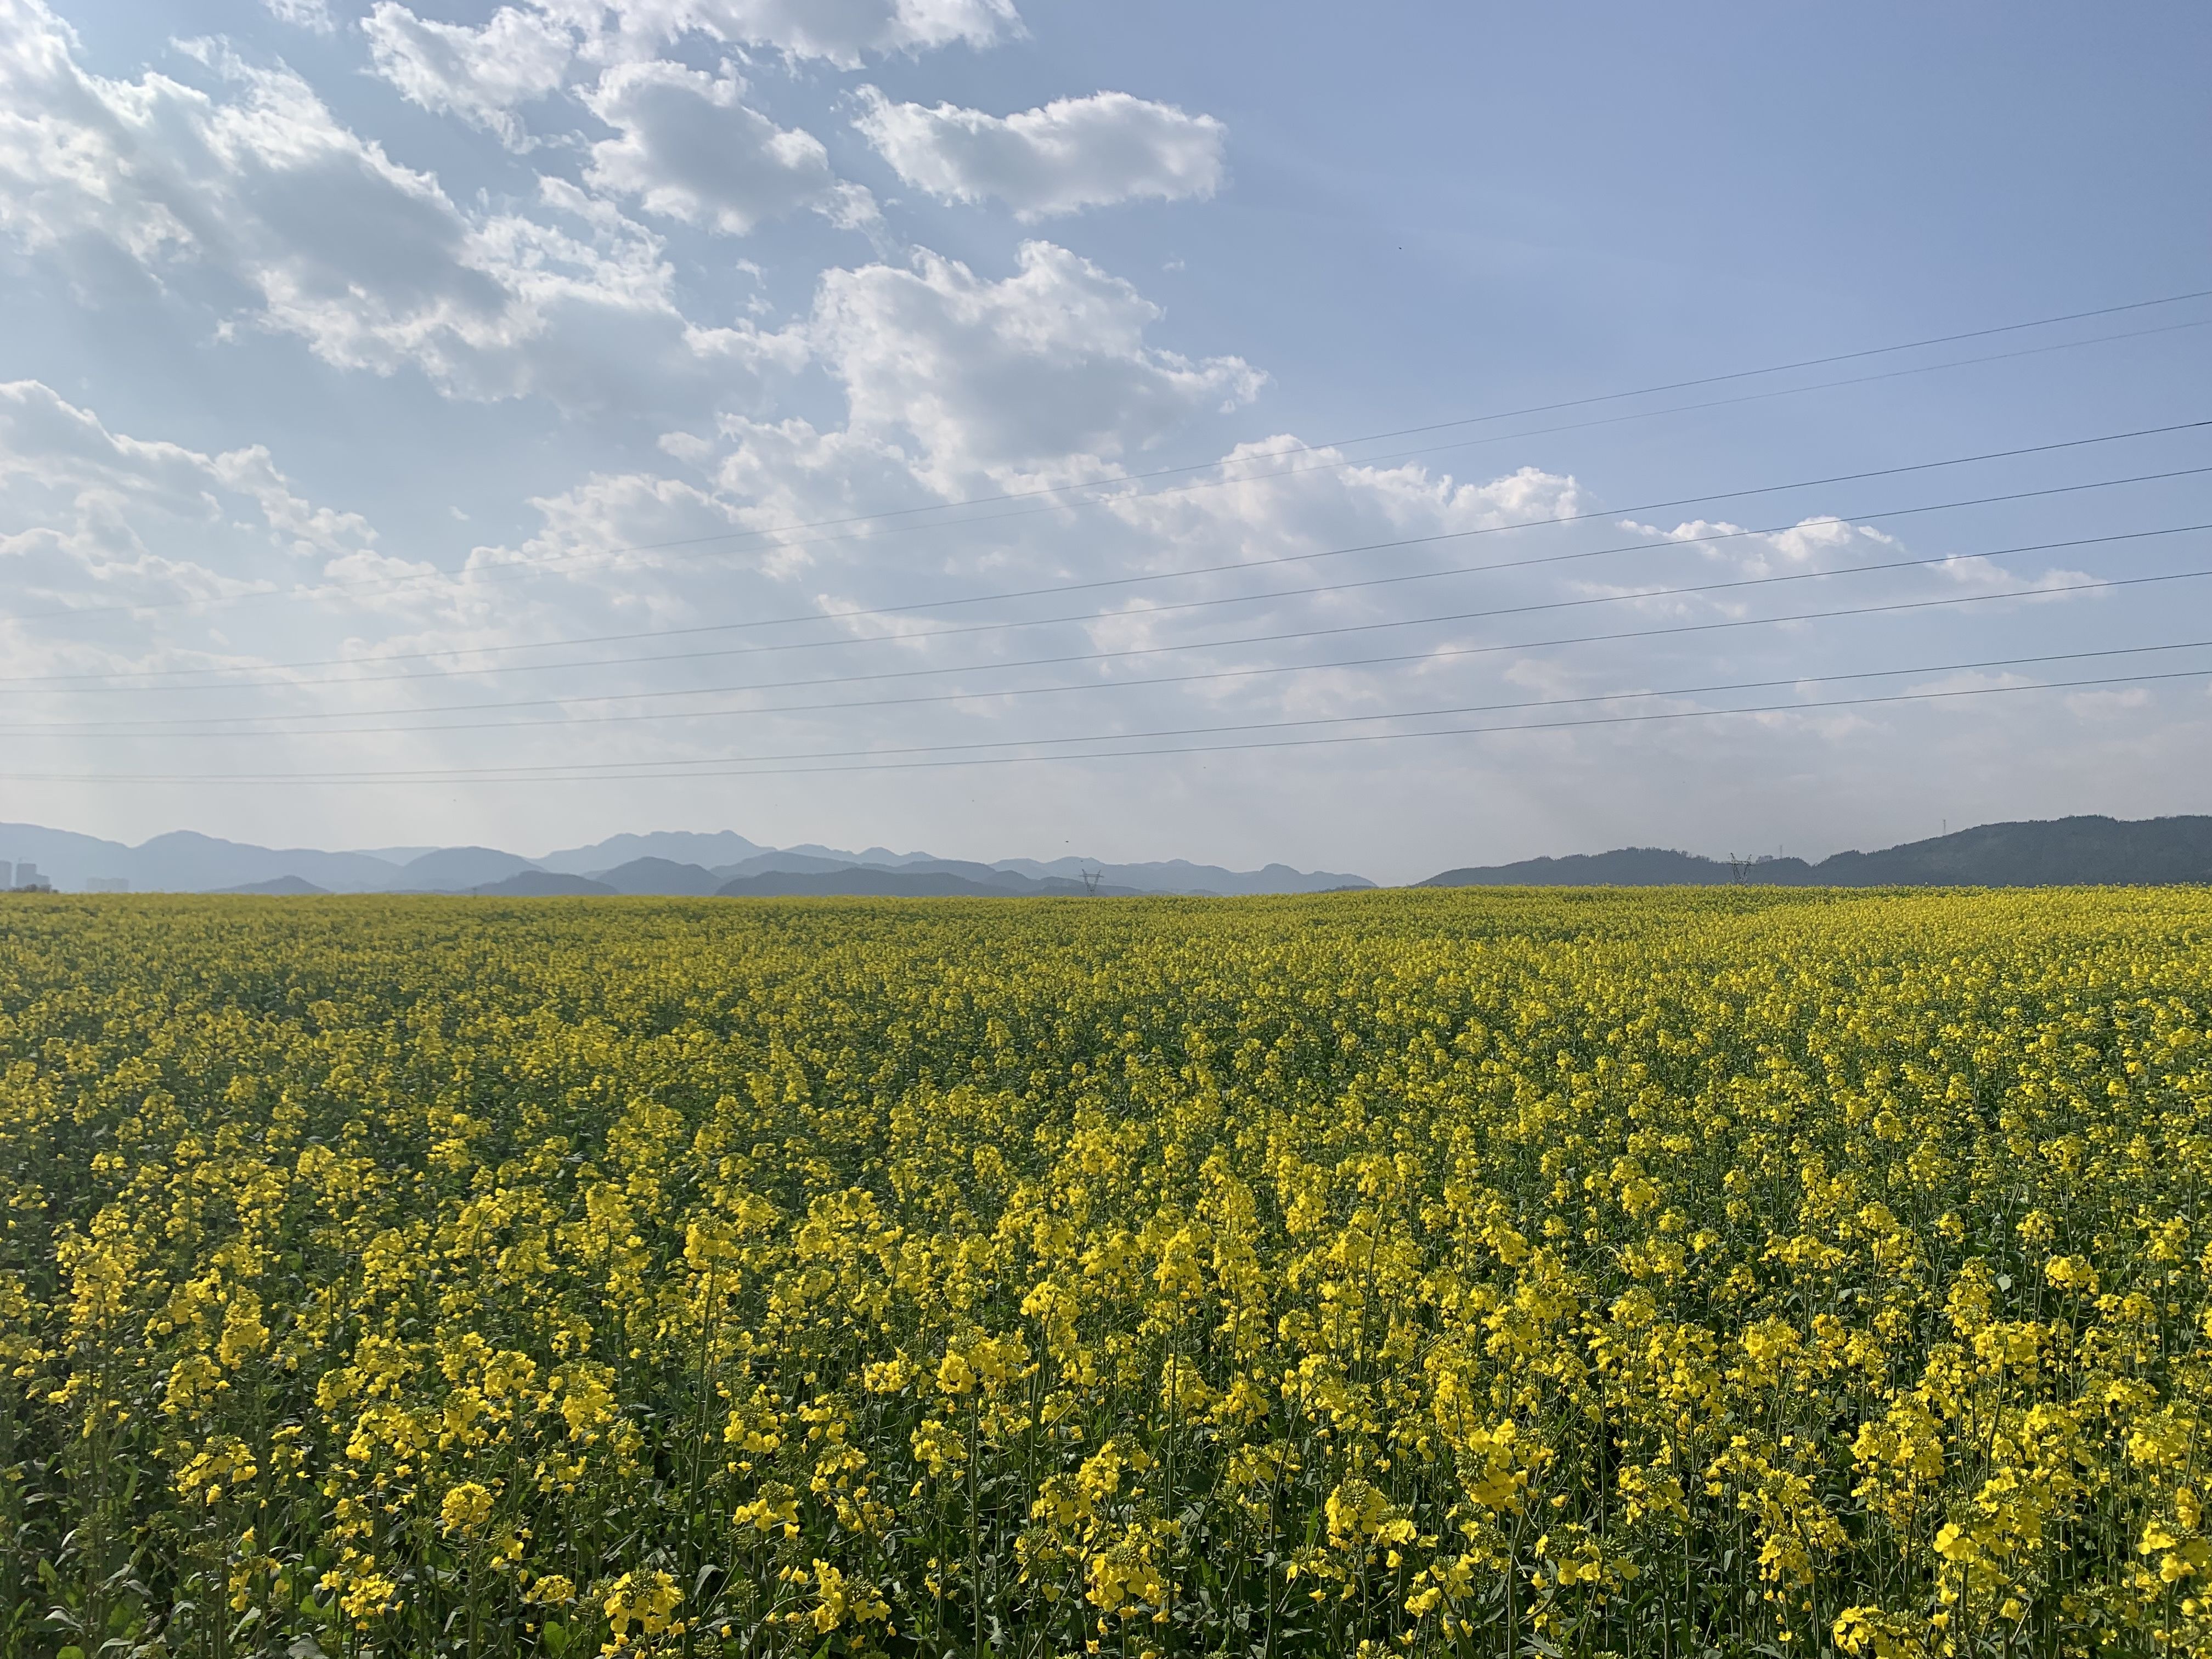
[0,862,10,889]
[12,862,50,891]
[86,877,130,894]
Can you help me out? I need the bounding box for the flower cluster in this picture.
[0,884,2207,1658]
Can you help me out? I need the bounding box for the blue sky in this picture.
[1,0,2207,878]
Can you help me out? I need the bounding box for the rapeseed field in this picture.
[1,887,2208,1659]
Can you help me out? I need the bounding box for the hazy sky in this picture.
[2,0,2208,880]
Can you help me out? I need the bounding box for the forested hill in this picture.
[1419,814,2212,888]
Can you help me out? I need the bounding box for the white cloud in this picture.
[477,467,747,602]
[1103,445,1581,598]
[809,240,1262,489]
[854,87,1225,218]
[528,236,1277,596]
[363,3,573,150]
[0,380,376,652]
[1764,515,1894,563]
[481,253,1599,732]
[0,378,376,561]
[1649,514,1887,572]
[687,415,942,571]
[0,4,768,407]
[548,0,1020,67]
[580,59,873,234]
[262,0,335,31]
[433,226,1276,641]
[1933,555,2104,600]
[465,433,1605,774]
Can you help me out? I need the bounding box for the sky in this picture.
[1,0,2208,882]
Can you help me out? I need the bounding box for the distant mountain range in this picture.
[0,822,1372,898]
[1418,815,2212,889]
[7,815,2204,899]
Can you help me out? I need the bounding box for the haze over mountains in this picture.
[0,823,1372,898]
[1418,816,2212,889]
[3,816,2205,896]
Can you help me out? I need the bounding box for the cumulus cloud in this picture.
[853,87,1225,217]
[452,255,1601,725]
[580,60,874,234]
[681,415,944,567]
[520,236,1276,606]
[543,0,1020,67]
[0,379,377,646]
[1081,447,1589,664]
[1108,448,1581,584]
[808,240,1262,489]
[479,428,1612,776]
[363,3,573,149]
[1932,555,2103,599]
[1633,514,1899,581]
[0,4,777,407]
[471,467,753,610]
[332,234,1280,680]
[261,0,334,31]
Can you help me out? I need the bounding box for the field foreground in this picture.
[1,888,2209,1659]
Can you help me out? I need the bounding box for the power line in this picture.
[14,424,2210,696]
[18,521,2204,737]
[15,296,2212,628]
[732,667,2212,782]
[11,651,2203,785]
[35,450,2210,696]
[15,552,2210,748]
[326,638,2212,770]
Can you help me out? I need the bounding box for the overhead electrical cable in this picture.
[174,314,2212,606]
[262,639,2212,770]
[12,545,2209,741]
[495,667,2212,783]
[16,521,2205,737]
[14,297,2212,627]
[12,431,2210,696]
[10,648,2205,785]
[24,455,2207,695]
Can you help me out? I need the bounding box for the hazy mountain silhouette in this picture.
[467,871,617,896]
[403,847,539,890]
[713,851,870,879]
[1420,816,2212,888]
[591,857,727,896]
[0,825,399,892]
[0,820,1341,895]
[218,875,330,895]
[15,813,2199,899]
[538,830,768,875]
[1420,848,1753,887]
[1815,816,2212,885]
